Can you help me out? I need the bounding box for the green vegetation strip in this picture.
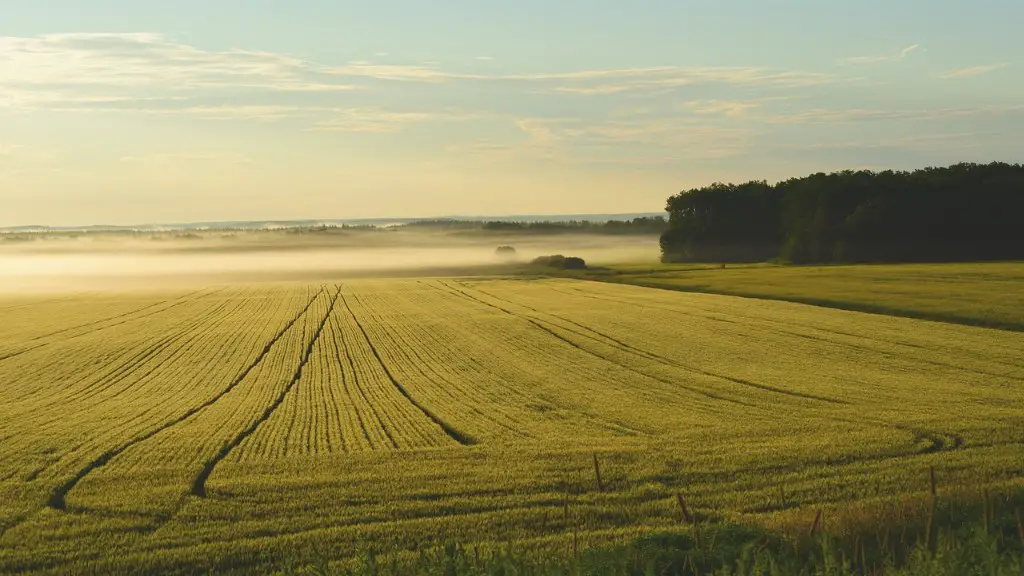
[571,262,1024,331]
[276,489,1024,575]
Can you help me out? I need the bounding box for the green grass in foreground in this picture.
[277,489,1024,575]
[568,262,1024,331]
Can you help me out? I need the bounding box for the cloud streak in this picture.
[841,44,921,65]
[0,33,836,109]
[308,108,484,132]
[470,116,760,167]
[937,63,1008,79]
[0,32,847,138]
[119,152,254,165]
[764,104,1024,124]
[2,32,1020,178]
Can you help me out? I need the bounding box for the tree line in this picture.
[405,217,667,235]
[660,162,1024,263]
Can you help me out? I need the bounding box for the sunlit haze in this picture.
[1,0,1022,226]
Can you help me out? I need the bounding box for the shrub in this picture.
[531,255,587,270]
[495,246,518,260]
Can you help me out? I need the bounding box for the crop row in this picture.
[0,286,327,522]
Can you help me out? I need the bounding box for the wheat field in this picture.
[0,278,1022,574]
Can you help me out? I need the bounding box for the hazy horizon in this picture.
[0,226,662,292]
[0,211,666,231]
[2,0,1021,227]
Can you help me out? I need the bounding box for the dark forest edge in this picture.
[660,162,1024,264]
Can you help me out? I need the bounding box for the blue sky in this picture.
[1,0,1020,225]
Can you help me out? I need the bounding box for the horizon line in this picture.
[0,210,668,232]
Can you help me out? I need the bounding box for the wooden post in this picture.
[676,493,694,524]
[983,489,990,535]
[809,510,823,537]
[929,466,937,498]
[1015,507,1024,548]
[925,499,936,559]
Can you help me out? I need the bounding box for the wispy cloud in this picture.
[765,104,1024,124]
[530,67,834,95]
[119,152,254,165]
[682,99,762,118]
[0,144,58,168]
[841,44,921,65]
[937,63,1008,79]
[475,116,759,167]
[785,132,988,152]
[0,33,837,111]
[7,30,1016,175]
[308,108,483,132]
[901,44,922,58]
[0,33,364,92]
[0,31,848,148]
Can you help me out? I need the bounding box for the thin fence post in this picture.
[983,489,990,535]
[676,493,694,524]
[1015,507,1024,548]
[810,510,823,537]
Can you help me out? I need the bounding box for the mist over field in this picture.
[0,228,659,292]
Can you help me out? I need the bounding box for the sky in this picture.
[1,0,1021,226]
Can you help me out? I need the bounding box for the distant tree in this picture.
[563,256,587,269]
[495,246,518,261]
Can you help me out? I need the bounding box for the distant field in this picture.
[0,278,1022,574]
[578,261,1024,331]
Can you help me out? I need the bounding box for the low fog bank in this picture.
[0,230,659,292]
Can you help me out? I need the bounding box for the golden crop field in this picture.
[0,278,1022,574]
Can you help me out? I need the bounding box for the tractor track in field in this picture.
[432,282,684,435]
[339,291,475,446]
[466,282,849,406]
[331,311,400,450]
[439,281,758,413]
[552,284,1024,382]
[190,286,341,497]
[329,321,370,451]
[47,428,1015,571]
[43,288,326,511]
[359,285,535,441]
[0,293,84,312]
[18,294,255,482]
[22,291,242,415]
[860,420,964,453]
[26,287,217,343]
[0,288,220,364]
[471,283,971,451]
[10,498,588,571]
